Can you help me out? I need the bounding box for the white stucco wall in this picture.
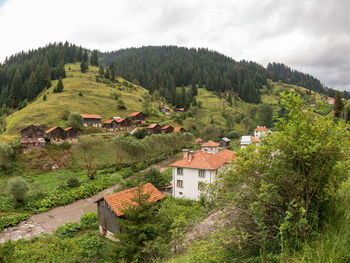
[172,167,217,200]
[201,146,219,154]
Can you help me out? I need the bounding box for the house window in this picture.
[177,168,183,175]
[179,192,183,195]
[198,169,205,177]
[177,180,183,188]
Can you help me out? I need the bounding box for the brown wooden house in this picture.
[46,126,66,144]
[64,127,78,143]
[96,183,164,240]
[129,112,145,124]
[117,118,131,130]
[103,119,118,131]
[81,114,102,127]
[20,125,46,152]
[218,137,231,148]
[173,127,186,133]
[161,125,174,134]
[147,124,161,134]
[174,108,185,113]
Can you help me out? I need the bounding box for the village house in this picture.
[81,114,102,127]
[218,137,230,148]
[327,97,335,105]
[254,126,271,139]
[173,127,186,133]
[240,136,260,148]
[96,183,164,240]
[201,140,220,154]
[171,149,235,200]
[147,124,162,134]
[195,138,204,145]
[20,125,46,152]
[64,127,78,143]
[116,118,131,130]
[161,107,171,115]
[161,125,174,134]
[103,119,118,131]
[46,126,66,144]
[174,108,185,113]
[129,112,146,124]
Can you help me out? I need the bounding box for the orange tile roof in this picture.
[148,123,159,129]
[64,127,73,131]
[176,108,185,111]
[81,114,101,119]
[46,126,58,133]
[170,150,227,170]
[130,112,141,117]
[117,118,126,123]
[103,119,115,124]
[103,183,165,216]
[215,149,236,163]
[173,127,184,131]
[254,126,270,132]
[161,125,172,130]
[195,138,203,143]
[250,136,260,143]
[202,140,220,147]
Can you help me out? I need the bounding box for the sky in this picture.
[0,0,349,90]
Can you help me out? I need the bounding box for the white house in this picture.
[171,149,235,200]
[240,136,260,149]
[201,141,220,154]
[254,126,271,138]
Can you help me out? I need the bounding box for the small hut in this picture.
[20,125,46,152]
[46,126,66,144]
[147,124,161,134]
[161,125,174,134]
[96,183,164,240]
[173,127,186,133]
[129,112,145,124]
[218,137,231,148]
[117,118,131,130]
[103,119,118,131]
[81,114,102,127]
[64,127,78,143]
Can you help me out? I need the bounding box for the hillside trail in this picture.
[0,157,176,244]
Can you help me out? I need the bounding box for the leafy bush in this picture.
[61,109,70,120]
[67,176,80,188]
[7,177,29,202]
[225,130,239,139]
[76,234,105,259]
[55,222,81,239]
[80,212,99,230]
[0,197,15,212]
[0,214,29,231]
[141,168,171,188]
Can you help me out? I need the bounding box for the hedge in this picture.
[0,214,30,231]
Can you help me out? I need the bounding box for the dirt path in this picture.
[0,158,176,244]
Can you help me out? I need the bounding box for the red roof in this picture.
[161,125,172,130]
[254,126,270,132]
[195,138,203,143]
[251,136,260,143]
[176,108,185,111]
[64,127,73,131]
[170,150,227,170]
[46,126,58,133]
[202,141,220,147]
[20,138,39,144]
[117,118,127,123]
[130,112,141,117]
[215,149,236,163]
[103,183,165,216]
[148,123,159,129]
[103,119,115,124]
[81,114,101,119]
[173,127,184,132]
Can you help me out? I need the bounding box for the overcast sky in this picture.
[0,0,349,90]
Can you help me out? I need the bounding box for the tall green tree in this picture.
[90,50,99,66]
[10,70,23,108]
[256,104,273,127]
[53,78,64,93]
[334,91,344,118]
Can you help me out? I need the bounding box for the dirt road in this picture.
[0,158,177,244]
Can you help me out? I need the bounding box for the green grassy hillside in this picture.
[0,64,162,143]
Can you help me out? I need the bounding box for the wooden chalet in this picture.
[174,108,185,113]
[64,127,78,143]
[46,126,66,144]
[129,112,145,124]
[81,114,102,127]
[218,137,231,148]
[173,127,186,133]
[103,119,118,131]
[20,125,46,152]
[117,118,131,130]
[147,124,162,134]
[96,183,164,240]
[161,125,174,134]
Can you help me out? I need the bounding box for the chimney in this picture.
[188,151,194,162]
[182,149,188,159]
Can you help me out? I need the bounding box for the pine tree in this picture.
[98,66,104,76]
[54,78,64,93]
[42,57,52,88]
[90,50,99,66]
[109,62,116,81]
[27,71,38,101]
[334,91,344,118]
[115,186,159,262]
[10,70,23,107]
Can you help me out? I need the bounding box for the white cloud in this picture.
[0,0,350,90]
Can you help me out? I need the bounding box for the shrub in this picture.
[0,214,29,231]
[0,197,15,212]
[76,234,105,259]
[117,99,127,110]
[141,168,171,188]
[55,222,81,239]
[7,177,29,202]
[61,109,70,121]
[78,91,83,96]
[43,95,47,101]
[80,212,99,229]
[68,112,83,129]
[67,176,80,188]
